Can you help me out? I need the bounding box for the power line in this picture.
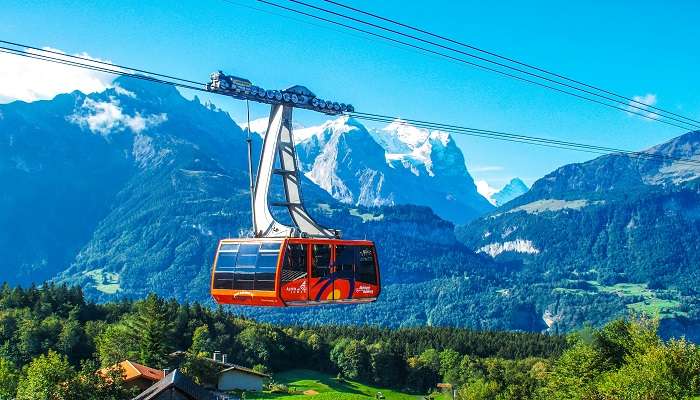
[349,112,700,167]
[283,0,697,128]
[252,0,699,131]
[2,41,699,167]
[319,0,700,126]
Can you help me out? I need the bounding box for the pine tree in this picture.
[123,294,174,368]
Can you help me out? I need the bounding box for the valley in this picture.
[1,77,699,338]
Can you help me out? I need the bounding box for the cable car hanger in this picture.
[206,71,380,307]
[207,71,353,239]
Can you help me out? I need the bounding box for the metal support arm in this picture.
[252,104,339,239]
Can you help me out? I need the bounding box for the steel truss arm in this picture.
[252,104,339,238]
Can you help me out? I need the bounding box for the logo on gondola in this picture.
[356,284,374,294]
[285,280,307,294]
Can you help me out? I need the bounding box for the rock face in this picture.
[291,117,494,224]
[295,117,391,206]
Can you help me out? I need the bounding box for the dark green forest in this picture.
[0,283,697,399]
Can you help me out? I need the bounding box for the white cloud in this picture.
[69,97,167,136]
[0,47,118,104]
[476,180,498,205]
[471,165,505,173]
[628,93,659,120]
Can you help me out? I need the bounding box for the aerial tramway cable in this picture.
[318,0,700,126]
[249,0,700,131]
[277,0,699,129]
[1,41,699,168]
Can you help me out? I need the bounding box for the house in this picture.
[217,364,269,392]
[100,360,165,391]
[132,369,216,400]
[169,350,270,392]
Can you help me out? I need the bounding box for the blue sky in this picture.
[1,0,699,188]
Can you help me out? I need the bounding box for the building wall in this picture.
[218,370,264,392]
[126,377,157,392]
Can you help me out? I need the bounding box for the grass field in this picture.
[550,280,687,319]
[245,369,444,400]
[83,268,120,294]
[589,281,686,318]
[349,208,384,222]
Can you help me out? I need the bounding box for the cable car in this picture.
[211,238,380,306]
[207,72,380,307]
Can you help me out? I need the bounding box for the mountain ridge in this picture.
[294,116,494,223]
[3,78,700,337]
[458,130,700,335]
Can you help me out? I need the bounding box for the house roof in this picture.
[132,369,214,400]
[103,360,165,383]
[169,351,270,378]
[219,365,270,379]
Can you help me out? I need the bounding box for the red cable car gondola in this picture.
[207,75,380,306]
[211,238,380,306]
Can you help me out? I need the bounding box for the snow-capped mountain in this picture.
[372,119,457,178]
[297,116,391,206]
[289,116,494,223]
[492,178,529,206]
[477,178,529,207]
[239,115,497,223]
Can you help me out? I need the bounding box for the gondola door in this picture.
[279,242,309,304]
[333,244,356,301]
[310,243,334,302]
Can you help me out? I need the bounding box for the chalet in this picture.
[101,360,165,391]
[217,364,269,392]
[169,351,270,392]
[132,369,215,400]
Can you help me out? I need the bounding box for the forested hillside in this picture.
[0,283,697,399]
[459,131,700,337]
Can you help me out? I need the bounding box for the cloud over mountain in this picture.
[0,47,117,104]
[69,97,167,135]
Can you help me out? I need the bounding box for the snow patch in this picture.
[295,116,354,144]
[238,117,270,136]
[477,239,540,257]
[370,119,457,177]
[478,178,529,207]
[113,84,136,98]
